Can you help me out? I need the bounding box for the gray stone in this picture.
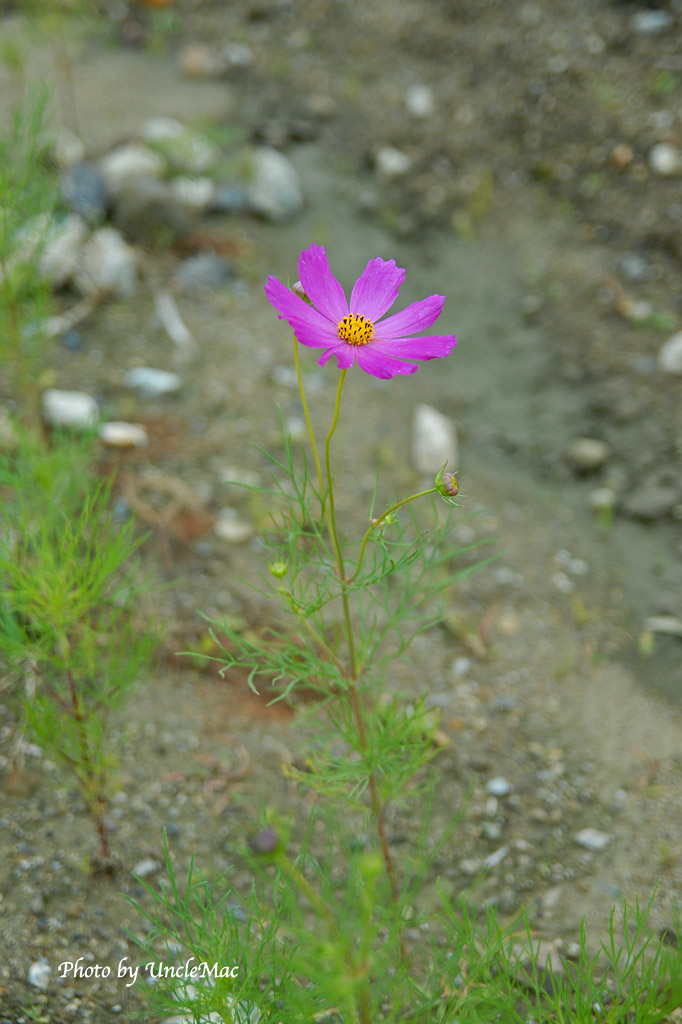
[486,777,512,797]
[575,828,613,852]
[174,253,234,292]
[170,176,216,213]
[623,480,679,520]
[412,403,457,474]
[38,214,88,290]
[99,144,166,198]
[141,118,219,174]
[617,252,652,285]
[567,437,610,472]
[132,857,162,879]
[113,176,192,244]
[28,961,51,990]
[658,331,682,375]
[210,182,249,215]
[42,389,99,430]
[124,367,182,398]
[76,228,138,299]
[61,162,108,225]
[247,147,304,222]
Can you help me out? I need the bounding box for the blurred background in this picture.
[1,0,682,1018]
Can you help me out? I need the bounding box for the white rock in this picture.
[99,422,148,448]
[124,367,182,398]
[375,145,412,177]
[28,961,51,990]
[567,437,610,471]
[630,10,674,36]
[39,214,88,289]
[214,508,254,543]
[483,845,509,868]
[247,147,304,222]
[486,776,512,797]
[648,143,682,177]
[588,486,617,512]
[99,143,166,197]
[141,116,185,143]
[53,128,85,168]
[452,656,472,677]
[575,827,613,852]
[658,331,682,374]
[76,228,138,299]
[42,389,99,430]
[170,176,217,213]
[133,857,162,879]
[412,403,457,474]
[143,120,219,174]
[404,83,434,118]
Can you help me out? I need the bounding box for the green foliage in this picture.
[0,426,156,862]
[0,90,57,395]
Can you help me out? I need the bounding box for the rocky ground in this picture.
[1,0,682,1021]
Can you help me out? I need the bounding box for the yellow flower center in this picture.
[338,313,374,346]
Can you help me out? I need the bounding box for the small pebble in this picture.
[412,403,457,474]
[99,144,166,197]
[124,367,182,398]
[588,486,617,513]
[375,145,412,177]
[247,147,304,222]
[28,961,51,990]
[404,83,435,118]
[452,656,472,677]
[630,9,674,36]
[42,389,98,430]
[486,777,512,797]
[60,329,85,352]
[133,857,162,879]
[214,508,254,543]
[98,422,148,448]
[575,828,613,852]
[170,176,217,213]
[649,143,682,177]
[567,437,610,472]
[658,332,682,375]
[174,253,234,292]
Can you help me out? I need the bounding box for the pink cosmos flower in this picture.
[265,245,457,379]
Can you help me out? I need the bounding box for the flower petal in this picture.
[355,345,418,379]
[318,343,357,369]
[298,245,349,322]
[350,258,406,321]
[265,276,340,348]
[375,294,445,338]
[370,334,457,361]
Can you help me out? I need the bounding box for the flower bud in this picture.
[435,463,459,498]
[269,561,288,578]
[292,280,308,300]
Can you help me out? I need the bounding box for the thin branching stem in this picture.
[293,334,326,516]
[322,369,407,964]
[347,487,439,584]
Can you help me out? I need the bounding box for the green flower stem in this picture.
[323,371,406,963]
[348,487,439,585]
[278,853,366,1024]
[293,334,326,516]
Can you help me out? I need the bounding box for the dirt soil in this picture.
[1,0,682,1021]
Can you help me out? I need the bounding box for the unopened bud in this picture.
[269,561,288,578]
[435,463,459,498]
[292,280,308,300]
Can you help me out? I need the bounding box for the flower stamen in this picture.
[338,314,374,346]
